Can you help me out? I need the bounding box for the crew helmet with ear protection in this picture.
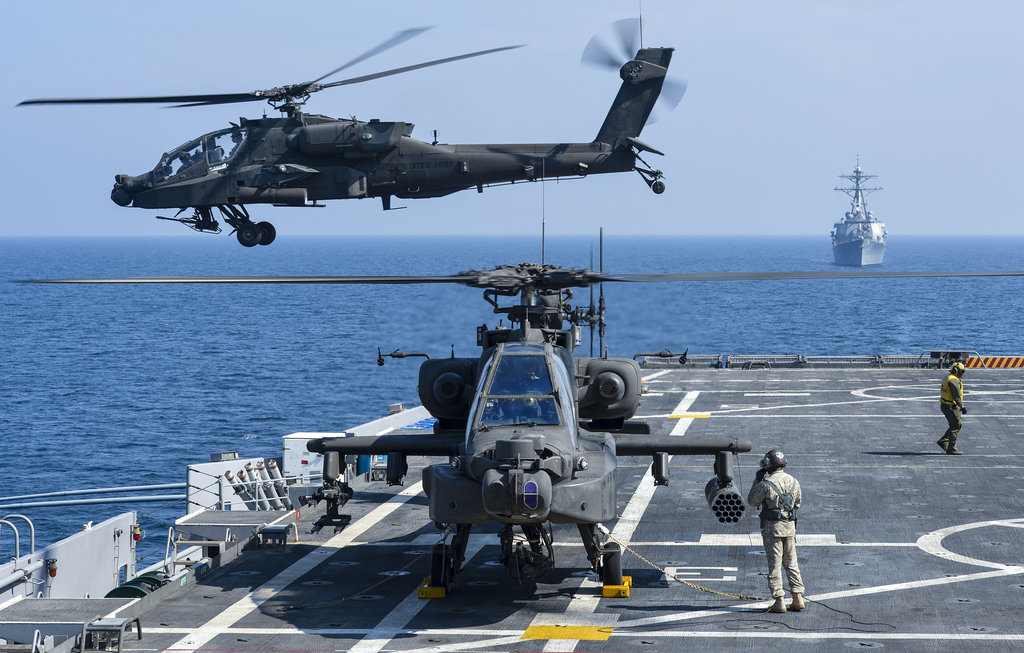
[760,449,787,470]
[950,362,966,375]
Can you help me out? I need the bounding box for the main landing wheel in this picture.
[601,542,623,586]
[652,180,666,194]
[236,223,261,247]
[257,221,276,246]
[430,543,454,592]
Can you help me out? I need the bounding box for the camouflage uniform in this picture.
[938,372,964,453]
[748,470,804,600]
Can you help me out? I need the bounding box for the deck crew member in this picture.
[748,449,805,613]
[938,362,967,455]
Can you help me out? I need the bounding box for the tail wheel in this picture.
[236,223,261,247]
[601,542,623,586]
[257,221,276,246]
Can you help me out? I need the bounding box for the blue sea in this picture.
[2,234,1022,561]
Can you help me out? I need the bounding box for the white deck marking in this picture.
[743,392,810,397]
[144,625,1024,643]
[348,538,488,653]
[143,521,1024,647]
[641,369,671,382]
[535,391,701,652]
[669,391,700,435]
[163,482,423,653]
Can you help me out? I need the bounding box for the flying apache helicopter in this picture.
[19,21,682,248]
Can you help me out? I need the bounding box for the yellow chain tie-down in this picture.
[597,524,762,601]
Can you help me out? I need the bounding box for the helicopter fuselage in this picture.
[422,341,619,526]
[113,113,638,211]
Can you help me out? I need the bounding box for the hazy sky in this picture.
[3,1,1021,238]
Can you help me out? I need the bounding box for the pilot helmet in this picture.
[950,362,966,375]
[759,449,787,471]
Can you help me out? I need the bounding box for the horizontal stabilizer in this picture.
[625,136,664,156]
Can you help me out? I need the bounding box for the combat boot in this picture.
[769,597,786,613]
[936,439,948,452]
[947,447,964,455]
[790,593,805,611]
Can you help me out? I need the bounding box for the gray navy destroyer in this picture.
[831,160,887,266]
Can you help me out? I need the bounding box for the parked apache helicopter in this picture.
[39,261,1024,593]
[20,22,681,248]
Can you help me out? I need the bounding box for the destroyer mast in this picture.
[831,158,887,266]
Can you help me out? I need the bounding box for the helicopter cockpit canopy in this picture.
[475,346,568,429]
[154,127,247,182]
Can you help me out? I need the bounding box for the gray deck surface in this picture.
[84,368,1024,651]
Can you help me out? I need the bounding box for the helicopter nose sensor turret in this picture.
[111,174,146,207]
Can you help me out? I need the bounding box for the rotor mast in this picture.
[835,156,882,222]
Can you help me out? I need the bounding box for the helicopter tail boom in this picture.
[593,47,673,148]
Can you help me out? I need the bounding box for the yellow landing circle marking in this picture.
[522,625,613,641]
[669,413,710,418]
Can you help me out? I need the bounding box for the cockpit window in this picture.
[487,355,553,396]
[205,128,246,166]
[477,354,560,427]
[479,397,559,426]
[154,128,246,182]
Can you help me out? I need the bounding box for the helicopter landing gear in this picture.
[216,205,276,247]
[577,523,624,587]
[633,151,666,194]
[498,524,554,583]
[256,221,276,246]
[600,541,623,586]
[236,222,261,247]
[156,207,222,233]
[426,524,471,595]
[430,543,455,592]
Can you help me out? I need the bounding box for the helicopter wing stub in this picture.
[611,434,752,456]
[308,433,463,457]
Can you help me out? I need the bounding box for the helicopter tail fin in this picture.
[593,47,673,147]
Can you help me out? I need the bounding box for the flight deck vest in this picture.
[759,477,797,526]
[941,374,963,406]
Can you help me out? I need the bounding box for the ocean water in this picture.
[2,234,1022,560]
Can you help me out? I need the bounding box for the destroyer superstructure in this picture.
[831,160,887,266]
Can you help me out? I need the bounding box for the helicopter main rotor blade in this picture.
[318,45,524,90]
[29,275,478,285]
[28,268,1024,287]
[18,92,262,107]
[599,270,1024,283]
[19,41,522,109]
[308,26,433,85]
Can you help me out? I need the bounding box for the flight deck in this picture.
[3,365,1023,652]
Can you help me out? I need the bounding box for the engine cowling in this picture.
[418,358,476,425]
[577,357,642,422]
